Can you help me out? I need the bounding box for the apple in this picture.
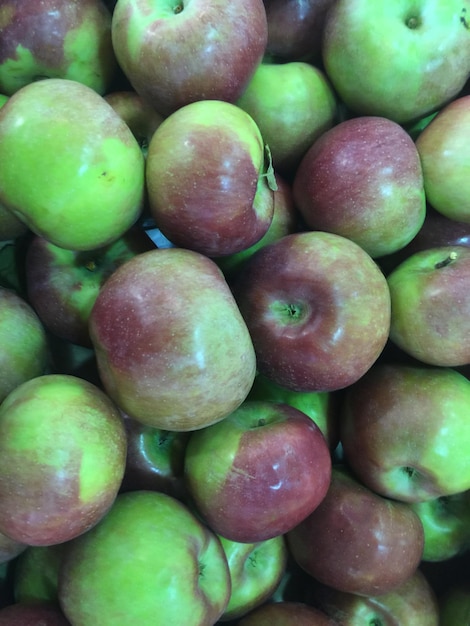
[0,602,71,625]
[235,60,338,176]
[0,532,26,565]
[286,465,425,597]
[184,400,332,543]
[111,0,268,116]
[146,99,274,257]
[218,534,288,621]
[13,544,65,605]
[307,568,439,626]
[0,0,117,96]
[246,373,339,451]
[0,286,49,404]
[0,78,145,251]
[409,490,470,562]
[416,94,470,223]
[322,0,470,124]
[89,247,257,431]
[439,580,470,626]
[386,246,470,366]
[58,490,231,626]
[233,231,391,393]
[293,115,426,258]
[236,601,339,625]
[119,412,190,501]
[339,363,470,502]
[0,374,127,546]
[24,227,156,347]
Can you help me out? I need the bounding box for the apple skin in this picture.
[58,490,231,626]
[111,0,268,117]
[386,246,470,366]
[293,115,426,258]
[89,247,257,431]
[0,602,71,626]
[339,363,470,503]
[0,287,49,404]
[286,465,425,597]
[0,0,117,96]
[0,374,127,546]
[146,99,273,257]
[218,534,288,621]
[24,227,156,348]
[235,60,338,176]
[232,231,391,393]
[409,490,470,562]
[236,601,339,625]
[439,580,470,626]
[306,568,439,626]
[416,94,470,223]
[0,78,145,251]
[322,0,470,124]
[184,400,332,543]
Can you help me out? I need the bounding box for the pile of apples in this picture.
[0,0,470,624]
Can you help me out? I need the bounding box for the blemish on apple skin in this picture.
[461,7,469,29]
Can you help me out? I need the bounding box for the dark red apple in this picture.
[0,602,70,625]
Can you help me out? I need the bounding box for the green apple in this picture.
[416,94,470,223]
[0,78,145,251]
[58,490,231,625]
[236,60,337,175]
[322,0,470,124]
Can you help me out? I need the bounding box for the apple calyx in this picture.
[405,15,421,30]
[269,301,308,325]
[434,250,458,269]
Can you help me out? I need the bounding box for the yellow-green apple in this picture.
[235,60,337,176]
[58,490,231,626]
[0,78,145,251]
[146,99,274,257]
[89,247,257,431]
[387,246,470,366]
[286,465,425,597]
[0,287,49,403]
[339,363,470,502]
[246,373,339,451]
[218,534,288,621]
[293,115,426,258]
[0,0,117,96]
[237,601,339,625]
[184,400,332,543]
[416,94,470,223]
[0,602,71,625]
[307,569,439,626]
[0,374,127,546]
[439,580,470,626]
[111,0,268,116]
[13,544,64,605]
[409,490,470,562]
[233,231,391,393]
[322,0,470,124]
[119,412,190,501]
[24,227,156,347]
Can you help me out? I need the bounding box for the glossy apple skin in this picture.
[0,602,71,626]
[416,95,470,223]
[25,228,156,347]
[340,363,470,502]
[0,287,49,403]
[237,601,339,625]
[322,0,470,124]
[111,0,268,116]
[233,231,391,393]
[306,568,439,626]
[146,100,273,257]
[293,115,426,258]
[286,466,425,597]
[236,60,337,176]
[0,78,145,251]
[387,246,470,366]
[0,0,117,96]
[89,247,257,431]
[58,491,231,626]
[218,534,288,621]
[184,401,332,543]
[0,374,127,546]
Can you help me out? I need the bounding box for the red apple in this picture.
[0,602,71,626]
[184,401,332,543]
[233,231,391,393]
[237,601,339,625]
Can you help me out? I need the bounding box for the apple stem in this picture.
[434,251,458,269]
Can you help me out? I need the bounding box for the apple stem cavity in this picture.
[434,251,458,269]
[405,15,421,29]
[173,2,184,14]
